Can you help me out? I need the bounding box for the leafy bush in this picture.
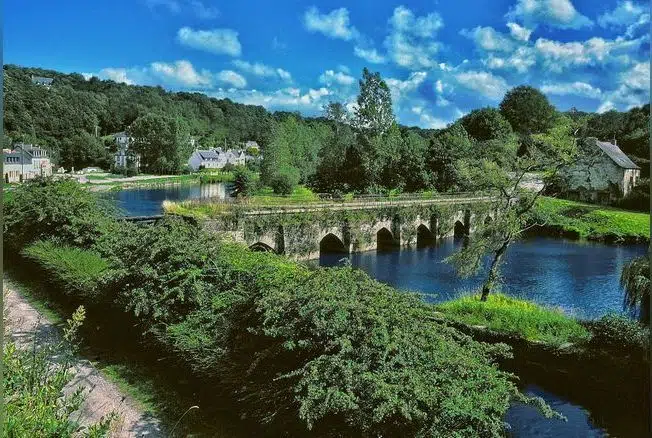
[270,168,300,195]
[230,167,256,197]
[437,293,591,346]
[4,177,115,251]
[583,314,649,351]
[3,306,117,437]
[22,240,109,299]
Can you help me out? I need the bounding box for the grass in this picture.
[529,196,649,242]
[436,293,591,346]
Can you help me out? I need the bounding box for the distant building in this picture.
[244,140,260,151]
[111,131,141,170]
[3,143,52,183]
[561,137,640,203]
[31,75,54,87]
[188,147,247,171]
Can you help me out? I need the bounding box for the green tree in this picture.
[460,107,513,142]
[621,256,650,325]
[354,68,395,136]
[323,101,348,134]
[128,113,192,174]
[499,86,557,135]
[446,116,579,300]
[230,167,256,198]
[59,130,111,170]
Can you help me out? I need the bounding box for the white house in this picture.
[111,131,141,170]
[188,147,247,171]
[3,143,53,182]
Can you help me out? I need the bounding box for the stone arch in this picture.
[320,233,347,255]
[454,220,467,238]
[416,224,436,247]
[249,242,275,253]
[377,227,398,251]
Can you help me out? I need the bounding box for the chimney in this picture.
[613,138,617,146]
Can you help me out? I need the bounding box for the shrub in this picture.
[22,240,110,299]
[230,167,256,197]
[4,177,115,251]
[3,306,117,437]
[583,314,649,352]
[270,168,299,195]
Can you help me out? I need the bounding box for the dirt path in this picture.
[4,283,166,437]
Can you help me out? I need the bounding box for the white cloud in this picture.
[81,73,94,81]
[534,36,643,72]
[507,0,593,29]
[598,1,645,28]
[177,27,241,56]
[541,81,602,98]
[385,71,428,102]
[484,46,537,73]
[232,60,292,81]
[506,22,532,41]
[151,60,212,87]
[353,46,387,64]
[145,0,218,19]
[455,70,509,100]
[598,61,650,112]
[99,68,136,85]
[303,7,359,41]
[210,86,332,112]
[385,6,444,70]
[319,69,355,86]
[216,70,247,88]
[461,26,514,52]
[410,106,448,129]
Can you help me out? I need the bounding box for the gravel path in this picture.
[4,283,165,437]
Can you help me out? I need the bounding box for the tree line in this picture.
[4,64,649,183]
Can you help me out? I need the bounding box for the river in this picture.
[105,184,647,436]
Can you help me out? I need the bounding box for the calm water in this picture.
[320,237,647,437]
[103,182,230,216]
[320,236,646,319]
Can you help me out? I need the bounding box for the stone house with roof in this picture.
[560,137,640,203]
[188,147,247,171]
[3,143,53,183]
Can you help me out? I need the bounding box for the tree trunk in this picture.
[480,241,509,301]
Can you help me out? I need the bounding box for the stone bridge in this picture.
[199,195,498,260]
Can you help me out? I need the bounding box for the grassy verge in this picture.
[436,293,591,346]
[529,196,649,242]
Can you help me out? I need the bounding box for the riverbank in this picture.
[85,172,235,192]
[528,196,649,243]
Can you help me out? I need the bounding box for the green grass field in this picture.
[529,197,649,242]
[436,293,591,346]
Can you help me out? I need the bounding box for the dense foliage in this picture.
[5,178,562,436]
[621,256,650,325]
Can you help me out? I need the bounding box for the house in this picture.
[3,143,53,182]
[31,75,54,87]
[188,147,247,171]
[560,137,640,203]
[111,131,141,170]
[244,140,260,152]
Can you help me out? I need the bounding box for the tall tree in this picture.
[446,115,580,300]
[323,101,348,135]
[460,107,513,142]
[354,68,394,136]
[499,86,557,135]
[128,113,192,174]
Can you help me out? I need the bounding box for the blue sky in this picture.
[5,0,650,128]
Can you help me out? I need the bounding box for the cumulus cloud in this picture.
[410,106,449,129]
[461,26,514,52]
[177,27,241,56]
[541,81,602,98]
[150,60,213,87]
[319,69,355,86]
[99,68,138,85]
[216,70,247,88]
[385,71,428,102]
[353,46,387,64]
[507,0,593,29]
[598,1,645,28]
[384,6,444,69]
[232,60,292,81]
[210,86,332,113]
[598,61,650,112]
[484,46,537,73]
[506,22,532,41]
[455,70,509,100]
[534,36,643,72]
[303,7,359,40]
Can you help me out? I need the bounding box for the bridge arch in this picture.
[249,242,275,253]
[377,227,399,251]
[454,220,467,238]
[320,233,348,255]
[416,224,436,247]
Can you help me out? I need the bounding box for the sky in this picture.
[5,0,651,128]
